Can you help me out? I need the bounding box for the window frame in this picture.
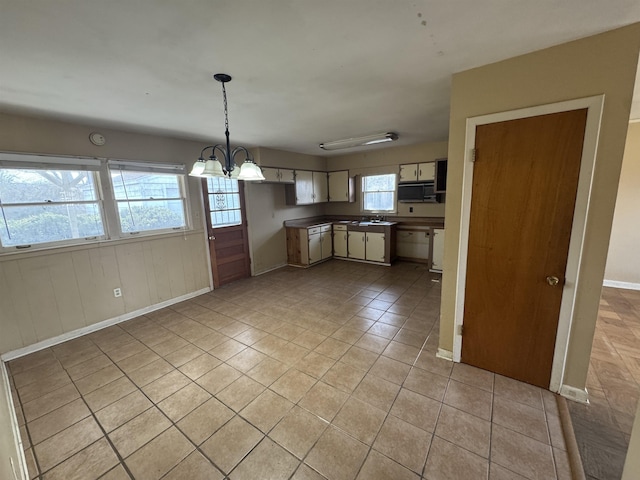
[361,173,398,214]
[107,160,191,238]
[0,153,192,254]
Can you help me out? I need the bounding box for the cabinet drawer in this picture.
[333,224,347,231]
[320,224,332,233]
[308,226,321,235]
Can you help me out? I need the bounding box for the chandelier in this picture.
[189,74,265,181]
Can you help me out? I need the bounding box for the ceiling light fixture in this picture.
[319,132,399,151]
[190,73,265,181]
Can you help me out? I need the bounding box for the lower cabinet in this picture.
[365,232,385,262]
[333,224,348,257]
[430,228,445,272]
[286,224,332,266]
[347,231,366,260]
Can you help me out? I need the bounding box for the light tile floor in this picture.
[568,287,640,479]
[8,260,572,479]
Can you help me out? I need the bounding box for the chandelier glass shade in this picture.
[190,74,264,181]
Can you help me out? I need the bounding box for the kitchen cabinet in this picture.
[328,170,355,202]
[396,226,430,262]
[430,227,445,272]
[286,224,332,266]
[333,224,348,257]
[435,158,448,193]
[261,167,295,184]
[399,162,436,182]
[285,170,327,205]
[348,231,366,260]
[365,232,385,262]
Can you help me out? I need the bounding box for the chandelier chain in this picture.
[222,82,229,132]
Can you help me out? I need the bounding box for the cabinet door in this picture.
[261,167,280,183]
[348,231,366,260]
[418,162,436,181]
[431,228,445,271]
[320,231,332,259]
[295,170,314,204]
[328,170,349,202]
[312,171,328,203]
[279,169,295,184]
[365,232,386,262]
[308,232,322,264]
[333,230,348,257]
[399,164,418,182]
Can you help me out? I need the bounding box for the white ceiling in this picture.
[1,1,639,156]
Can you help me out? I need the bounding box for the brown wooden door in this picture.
[461,109,587,388]
[202,178,251,288]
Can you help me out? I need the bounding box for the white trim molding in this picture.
[560,385,590,404]
[453,95,605,394]
[603,280,640,291]
[1,362,28,480]
[1,287,211,362]
[436,348,454,361]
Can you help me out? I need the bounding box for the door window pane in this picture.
[207,177,242,228]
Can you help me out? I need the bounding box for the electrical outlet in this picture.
[113,288,122,298]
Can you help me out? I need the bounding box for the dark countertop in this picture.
[283,216,443,229]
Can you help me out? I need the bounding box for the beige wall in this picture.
[0,113,211,354]
[325,142,448,218]
[440,24,640,392]
[247,147,324,274]
[605,122,640,286]
[622,397,640,479]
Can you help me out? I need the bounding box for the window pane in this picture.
[363,192,395,212]
[362,173,396,212]
[111,171,181,200]
[118,200,186,233]
[0,203,104,246]
[0,169,98,203]
[206,178,242,228]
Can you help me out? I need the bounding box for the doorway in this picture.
[202,177,251,288]
[452,96,604,392]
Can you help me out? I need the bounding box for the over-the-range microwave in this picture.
[398,181,442,203]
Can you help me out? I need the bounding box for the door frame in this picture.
[452,95,604,394]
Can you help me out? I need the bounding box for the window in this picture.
[0,158,105,249]
[206,177,242,228]
[361,173,397,212]
[109,161,188,235]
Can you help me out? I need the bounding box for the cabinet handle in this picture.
[419,169,422,177]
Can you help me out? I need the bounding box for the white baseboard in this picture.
[1,287,211,362]
[1,362,28,480]
[436,348,454,361]
[253,263,288,276]
[559,385,590,404]
[603,279,640,291]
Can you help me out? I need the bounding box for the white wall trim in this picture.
[560,384,590,404]
[453,95,605,394]
[1,287,211,362]
[253,263,288,276]
[1,362,28,480]
[436,348,454,361]
[603,280,640,291]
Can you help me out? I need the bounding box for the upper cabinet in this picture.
[285,170,327,205]
[399,162,436,182]
[261,167,295,184]
[435,158,448,193]
[327,170,355,203]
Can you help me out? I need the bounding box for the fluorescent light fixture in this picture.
[319,132,399,151]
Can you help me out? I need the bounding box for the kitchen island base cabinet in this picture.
[286,224,332,267]
[343,224,396,266]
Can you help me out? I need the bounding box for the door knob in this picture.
[209,235,215,241]
[546,276,560,286]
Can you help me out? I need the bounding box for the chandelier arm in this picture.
[231,146,254,161]
[199,145,228,159]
